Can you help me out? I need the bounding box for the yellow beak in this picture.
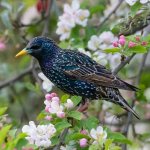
[15,49,28,58]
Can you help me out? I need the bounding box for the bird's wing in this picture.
[55,50,138,91]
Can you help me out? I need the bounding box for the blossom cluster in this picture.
[125,0,149,6]
[113,35,148,48]
[80,126,107,147]
[87,31,121,69]
[56,0,90,41]
[22,121,56,148]
[44,93,74,119]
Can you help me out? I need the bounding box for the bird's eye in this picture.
[30,45,41,49]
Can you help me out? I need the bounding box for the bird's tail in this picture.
[105,88,140,119]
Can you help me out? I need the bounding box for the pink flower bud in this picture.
[45,115,52,121]
[80,130,87,135]
[119,35,125,40]
[141,41,148,46]
[45,94,53,101]
[51,97,60,103]
[118,38,125,46]
[50,92,57,97]
[135,36,140,41]
[0,42,6,51]
[112,41,119,47]
[128,41,136,48]
[79,138,88,148]
[57,112,65,118]
[45,106,50,112]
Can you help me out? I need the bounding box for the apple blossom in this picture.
[125,0,149,6]
[56,0,90,41]
[88,35,101,51]
[64,99,74,109]
[90,126,107,144]
[38,72,54,92]
[22,121,56,148]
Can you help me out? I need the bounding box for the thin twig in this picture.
[113,53,135,74]
[53,128,69,150]
[95,0,123,28]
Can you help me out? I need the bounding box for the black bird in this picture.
[16,36,139,119]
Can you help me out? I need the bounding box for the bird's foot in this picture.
[77,101,89,112]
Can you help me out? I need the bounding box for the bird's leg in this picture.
[77,98,89,112]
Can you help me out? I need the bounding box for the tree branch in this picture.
[113,53,135,75]
[122,53,148,150]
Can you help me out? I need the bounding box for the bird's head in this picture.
[16,36,59,59]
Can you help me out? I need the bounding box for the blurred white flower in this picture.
[56,0,89,41]
[88,32,117,51]
[64,99,74,109]
[56,22,72,41]
[22,121,56,148]
[49,100,64,114]
[90,126,107,144]
[93,51,108,66]
[125,0,149,5]
[88,35,101,51]
[78,48,91,57]
[75,9,90,26]
[60,145,76,150]
[144,88,150,101]
[108,53,121,70]
[21,6,40,25]
[99,31,117,50]
[38,72,54,92]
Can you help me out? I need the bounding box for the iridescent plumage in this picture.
[20,36,139,119]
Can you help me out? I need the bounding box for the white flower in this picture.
[38,72,54,92]
[56,0,90,41]
[108,53,121,70]
[99,31,116,50]
[22,121,56,148]
[49,100,64,114]
[88,35,101,51]
[140,0,149,3]
[144,88,150,101]
[125,0,149,5]
[21,6,40,25]
[64,99,74,109]
[78,48,91,57]
[93,51,108,66]
[75,9,90,27]
[60,145,77,150]
[56,22,72,41]
[90,126,107,144]
[125,0,137,5]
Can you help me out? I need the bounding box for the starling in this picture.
[16,36,139,119]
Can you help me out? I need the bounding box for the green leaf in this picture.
[108,132,132,145]
[82,117,99,131]
[71,96,82,106]
[131,2,142,16]
[0,125,12,146]
[126,45,147,53]
[68,111,82,120]
[36,111,46,121]
[59,41,69,49]
[55,120,71,132]
[0,10,13,29]
[61,94,70,103]
[105,48,121,54]
[0,107,7,116]
[66,133,90,143]
[90,5,104,15]
[51,136,59,146]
